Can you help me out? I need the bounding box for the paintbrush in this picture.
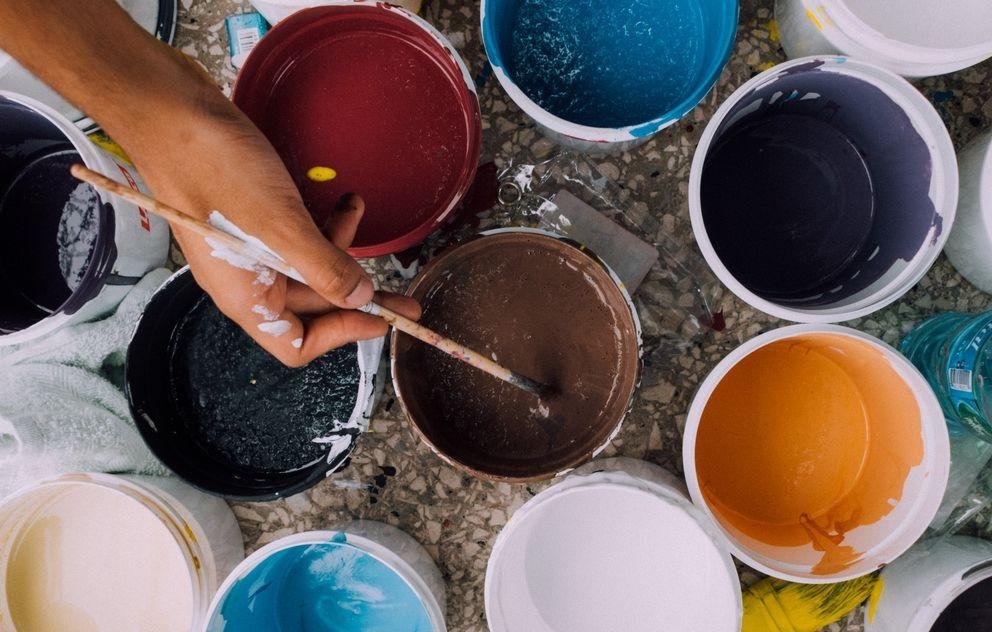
[70,164,547,396]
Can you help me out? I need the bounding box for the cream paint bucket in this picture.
[205,523,446,631]
[249,0,423,24]
[0,472,244,631]
[867,536,992,631]
[945,131,992,295]
[775,0,992,78]
[683,325,950,583]
[485,457,743,631]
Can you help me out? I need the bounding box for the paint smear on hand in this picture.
[307,166,337,182]
[258,320,291,337]
[695,334,923,575]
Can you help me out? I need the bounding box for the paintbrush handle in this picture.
[69,165,296,277]
[365,303,544,395]
[72,164,545,395]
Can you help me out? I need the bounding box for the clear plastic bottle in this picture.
[900,312,992,441]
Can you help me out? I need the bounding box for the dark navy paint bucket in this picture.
[690,57,957,323]
[126,268,384,501]
[481,0,738,152]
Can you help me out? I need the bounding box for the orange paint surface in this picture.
[695,334,923,574]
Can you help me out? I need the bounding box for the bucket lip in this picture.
[231,1,482,259]
[204,529,447,631]
[904,556,992,630]
[484,468,742,631]
[479,0,740,144]
[124,266,381,501]
[388,227,643,483]
[0,90,120,344]
[682,323,951,583]
[688,55,958,324]
[818,0,992,65]
[0,473,204,625]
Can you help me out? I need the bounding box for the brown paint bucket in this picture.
[390,229,641,482]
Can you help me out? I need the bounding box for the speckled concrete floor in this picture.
[171,1,992,630]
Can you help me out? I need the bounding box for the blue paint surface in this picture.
[212,538,432,632]
[483,0,738,130]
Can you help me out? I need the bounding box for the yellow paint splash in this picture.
[87,132,132,164]
[767,20,780,43]
[805,8,823,30]
[307,166,337,182]
[741,573,881,631]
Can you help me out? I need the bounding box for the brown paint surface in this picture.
[391,233,640,481]
[695,333,923,574]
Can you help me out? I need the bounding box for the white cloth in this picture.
[0,270,172,496]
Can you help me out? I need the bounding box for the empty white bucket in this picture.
[945,131,992,294]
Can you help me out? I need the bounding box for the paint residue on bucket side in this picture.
[695,333,923,575]
[214,540,432,631]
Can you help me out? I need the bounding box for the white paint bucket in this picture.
[689,56,957,323]
[683,324,950,583]
[775,0,992,78]
[250,0,422,24]
[945,131,992,294]
[0,472,244,631]
[867,536,992,631]
[484,457,743,631]
[205,524,447,631]
[0,91,170,346]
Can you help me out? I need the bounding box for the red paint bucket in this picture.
[232,2,482,258]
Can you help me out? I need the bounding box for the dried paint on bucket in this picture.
[210,535,432,631]
[232,3,481,257]
[693,332,927,577]
[391,231,640,481]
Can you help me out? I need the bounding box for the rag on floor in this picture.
[0,269,173,496]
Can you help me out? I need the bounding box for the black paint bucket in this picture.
[689,57,957,323]
[126,268,383,500]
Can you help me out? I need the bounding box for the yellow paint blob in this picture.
[695,334,923,575]
[306,166,337,182]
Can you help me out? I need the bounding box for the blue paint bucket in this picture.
[206,523,446,631]
[481,0,738,152]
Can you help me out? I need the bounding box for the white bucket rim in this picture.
[478,0,739,144]
[688,56,958,323]
[682,324,950,583]
[0,473,211,628]
[906,556,992,630]
[204,529,446,631]
[484,466,742,631]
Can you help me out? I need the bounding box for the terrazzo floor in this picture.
[169,0,992,629]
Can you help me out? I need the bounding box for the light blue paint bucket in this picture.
[481,0,738,153]
[205,523,446,631]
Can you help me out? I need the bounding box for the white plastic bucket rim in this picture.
[478,0,738,146]
[485,457,743,631]
[688,56,958,323]
[205,529,447,631]
[682,324,951,583]
[0,473,214,630]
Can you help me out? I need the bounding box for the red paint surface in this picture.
[233,5,481,257]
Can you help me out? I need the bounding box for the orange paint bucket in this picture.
[683,325,949,583]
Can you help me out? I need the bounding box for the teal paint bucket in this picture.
[481,0,738,152]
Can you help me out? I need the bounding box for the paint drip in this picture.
[506,0,703,127]
[214,536,431,631]
[930,576,992,631]
[169,296,360,473]
[694,334,924,575]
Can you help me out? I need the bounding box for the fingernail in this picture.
[345,278,374,308]
[336,192,360,212]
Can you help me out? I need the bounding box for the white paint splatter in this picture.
[251,304,279,321]
[205,210,305,284]
[257,320,291,336]
[292,338,303,349]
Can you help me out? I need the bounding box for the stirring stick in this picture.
[70,164,547,396]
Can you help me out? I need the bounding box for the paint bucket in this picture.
[0,0,178,132]
[480,0,739,153]
[945,131,992,294]
[205,523,446,631]
[232,2,481,258]
[485,457,742,631]
[391,228,642,482]
[775,0,992,78]
[0,472,244,631]
[250,0,423,24]
[684,324,950,583]
[689,56,957,323]
[125,267,383,500]
[0,91,169,345]
[867,536,992,631]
